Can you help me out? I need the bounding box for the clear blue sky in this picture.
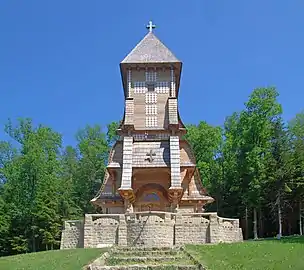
[1,1,303,146]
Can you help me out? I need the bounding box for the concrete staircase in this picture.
[86,247,204,270]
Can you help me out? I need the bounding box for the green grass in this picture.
[186,236,304,270]
[1,237,303,270]
[0,248,105,270]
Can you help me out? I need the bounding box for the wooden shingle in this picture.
[121,32,180,64]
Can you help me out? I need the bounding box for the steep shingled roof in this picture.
[121,32,180,64]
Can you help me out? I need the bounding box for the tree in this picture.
[107,121,120,147]
[222,113,246,222]
[185,121,223,211]
[58,146,81,220]
[266,118,292,238]
[238,87,282,239]
[289,111,304,235]
[74,125,109,213]
[0,190,10,255]
[1,118,63,253]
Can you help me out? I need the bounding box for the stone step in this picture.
[89,265,200,270]
[113,247,176,252]
[107,256,185,264]
[86,247,204,270]
[111,250,179,256]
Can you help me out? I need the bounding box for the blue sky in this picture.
[0,1,303,146]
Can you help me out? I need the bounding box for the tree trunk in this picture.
[253,207,258,239]
[32,233,36,252]
[300,200,303,236]
[31,223,36,252]
[259,208,264,237]
[277,194,282,239]
[288,220,292,235]
[245,206,248,240]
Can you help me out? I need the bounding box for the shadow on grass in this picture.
[276,236,304,244]
[249,235,304,244]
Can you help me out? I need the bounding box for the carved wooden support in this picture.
[118,189,135,213]
[168,187,183,211]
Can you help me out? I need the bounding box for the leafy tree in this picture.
[186,122,222,189]
[289,111,304,234]
[0,194,10,255]
[58,146,81,220]
[107,121,120,147]
[266,118,292,238]
[237,87,282,239]
[221,113,246,220]
[74,125,109,213]
[1,118,63,253]
[185,121,223,211]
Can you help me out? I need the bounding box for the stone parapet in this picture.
[60,220,84,249]
[60,212,243,249]
[126,212,174,247]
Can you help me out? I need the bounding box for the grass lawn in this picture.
[0,248,104,270]
[186,236,304,270]
[0,237,303,270]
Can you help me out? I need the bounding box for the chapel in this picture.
[91,22,214,214]
[60,23,243,249]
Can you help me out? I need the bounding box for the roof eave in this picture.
[120,61,182,98]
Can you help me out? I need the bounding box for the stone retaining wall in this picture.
[60,212,243,249]
[60,220,84,249]
[126,212,174,247]
[175,214,210,245]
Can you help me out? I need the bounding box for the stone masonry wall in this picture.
[60,220,84,249]
[175,215,210,245]
[126,213,174,247]
[83,214,120,248]
[217,217,244,243]
[60,212,243,249]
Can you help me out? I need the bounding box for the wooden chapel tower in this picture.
[91,22,213,213]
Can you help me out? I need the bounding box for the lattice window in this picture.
[133,134,145,140]
[145,92,157,103]
[133,133,169,140]
[145,104,157,115]
[146,71,157,82]
[133,81,147,93]
[155,81,170,94]
[146,116,158,127]
[127,70,132,97]
[170,68,176,97]
[158,134,169,139]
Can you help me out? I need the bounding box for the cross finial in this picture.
[146,21,156,32]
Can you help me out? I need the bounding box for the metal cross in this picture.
[146,21,156,32]
[146,149,156,163]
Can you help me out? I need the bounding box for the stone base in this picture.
[60,212,243,249]
[86,246,204,270]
